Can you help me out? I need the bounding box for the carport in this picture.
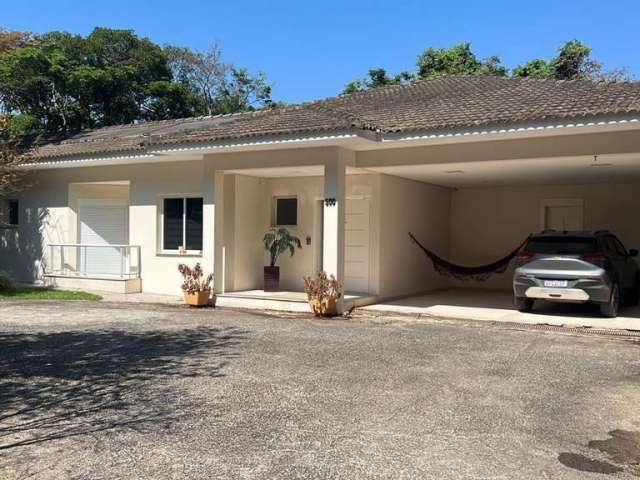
[358,125,640,322]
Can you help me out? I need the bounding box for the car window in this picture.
[525,236,598,254]
[601,236,617,255]
[612,236,628,257]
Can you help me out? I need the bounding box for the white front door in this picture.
[79,201,128,275]
[344,198,371,293]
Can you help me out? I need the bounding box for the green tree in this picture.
[0,29,32,57]
[0,28,208,135]
[416,42,506,78]
[512,58,553,78]
[344,68,414,94]
[344,43,506,93]
[164,43,273,115]
[0,115,28,197]
[512,40,629,81]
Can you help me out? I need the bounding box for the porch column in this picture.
[203,161,225,293]
[322,152,348,312]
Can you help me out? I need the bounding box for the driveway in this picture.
[1,301,639,479]
[362,288,640,331]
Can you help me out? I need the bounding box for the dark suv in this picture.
[513,230,639,317]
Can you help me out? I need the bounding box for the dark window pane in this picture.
[8,200,18,225]
[525,236,597,254]
[185,197,203,251]
[163,198,183,250]
[276,198,297,226]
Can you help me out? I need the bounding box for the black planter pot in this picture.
[264,266,280,292]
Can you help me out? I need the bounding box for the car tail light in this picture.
[515,251,535,262]
[581,251,607,262]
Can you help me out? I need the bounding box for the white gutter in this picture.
[24,115,640,169]
[382,116,640,144]
[25,132,360,169]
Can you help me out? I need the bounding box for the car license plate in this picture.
[543,280,568,288]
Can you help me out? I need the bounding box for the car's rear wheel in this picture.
[515,296,534,312]
[624,273,640,306]
[600,283,620,318]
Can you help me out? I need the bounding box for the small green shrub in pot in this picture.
[0,271,16,292]
[262,227,302,292]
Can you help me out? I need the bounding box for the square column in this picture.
[203,162,225,293]
[322,154,347,312]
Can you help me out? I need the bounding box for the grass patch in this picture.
[0,286,102,301]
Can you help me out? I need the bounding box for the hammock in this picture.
[409,232,527,282]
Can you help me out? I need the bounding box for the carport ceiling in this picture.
[366,153,640,188]
[226,166,366,177]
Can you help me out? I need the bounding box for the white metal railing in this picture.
[46,244,141,279]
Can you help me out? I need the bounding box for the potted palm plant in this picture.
[262,227,302,292]
[303,271,343,316]
[178,263,214,307]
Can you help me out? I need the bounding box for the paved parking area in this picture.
[362,288,640,331]
[1,301,640,479]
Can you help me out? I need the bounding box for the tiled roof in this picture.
[33,76,640,160]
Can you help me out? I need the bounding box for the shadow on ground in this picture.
[0,326,246,450]
[559,430,640,476]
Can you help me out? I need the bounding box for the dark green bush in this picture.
[0,271,16,292]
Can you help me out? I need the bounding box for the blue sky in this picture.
[3,1,638,103]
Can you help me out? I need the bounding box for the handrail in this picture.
[48,243,141,248]
[46,243,141,279]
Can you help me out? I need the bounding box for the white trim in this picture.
[387,116,640,144]
[25,133,360,169]
[539,198,584,230]
[157,194,204,256]
[22,114,640,170]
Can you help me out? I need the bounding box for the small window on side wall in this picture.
[162,197,203,253]
[0,199,18,227]
[275,197,297,226]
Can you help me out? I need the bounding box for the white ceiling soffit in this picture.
[225,166,368,178]
[368,153,640,188]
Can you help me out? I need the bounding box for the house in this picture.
[2,76,640,312]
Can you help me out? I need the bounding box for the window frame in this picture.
[273,195,298,227]
[0,199,19,228]
[158,194,204,256]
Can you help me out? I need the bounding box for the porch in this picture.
[42,180,142,294]
[216,290,376,313]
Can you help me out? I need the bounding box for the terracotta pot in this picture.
[309,298,322,316]
[264,266,280,292]
[321,297,338,316]
[183,290,211,307]
[308,297,338,317]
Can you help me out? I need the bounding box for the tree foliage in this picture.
[344,40,632,93]
[164,43,272,116]
[0,27,275,137]
[417,43,507,78]
[0,115,28,197]
[344,68,414,93]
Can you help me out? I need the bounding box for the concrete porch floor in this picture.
[360,288,640,331]
[216,290,376,313]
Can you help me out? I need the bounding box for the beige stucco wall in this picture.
[231,173,381,293]
[378,175,452,298]
[0,161,212,295]
[230,175,268,291]
[449,181,640,290]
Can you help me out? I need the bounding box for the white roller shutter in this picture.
[79,202,128,276]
